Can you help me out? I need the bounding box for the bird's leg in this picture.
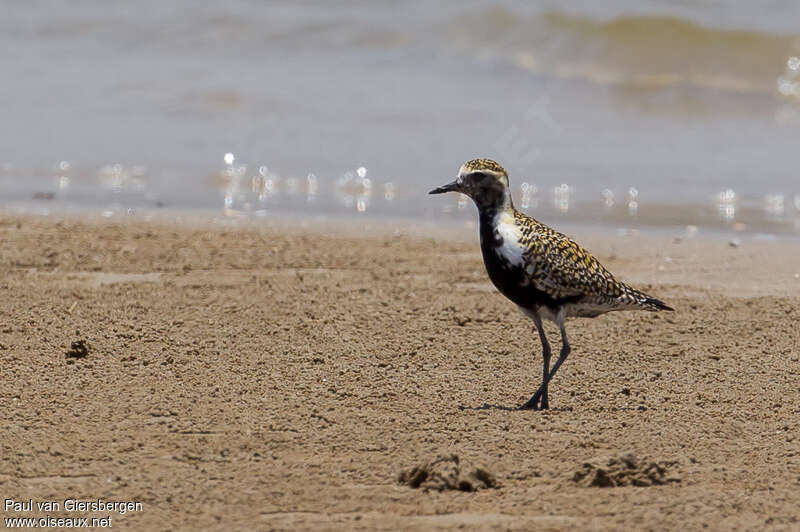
[537,321,551,410]
[546,324,571,384]
[522,323,571,410]
[520,314,550,410]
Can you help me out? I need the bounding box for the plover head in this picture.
[429,158,512,210]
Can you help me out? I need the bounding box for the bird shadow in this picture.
[459,403,574,413]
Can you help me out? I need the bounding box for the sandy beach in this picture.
[1,214,799,530]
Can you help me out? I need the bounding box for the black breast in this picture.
[478,212,578,311]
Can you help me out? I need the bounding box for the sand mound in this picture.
[572,452,680,488]
[398,454,497,492]
[65,339,90,361]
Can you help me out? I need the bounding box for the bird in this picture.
[429,158,673,410]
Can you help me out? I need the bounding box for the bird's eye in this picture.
[470,172,488,181]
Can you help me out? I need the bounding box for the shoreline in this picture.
[3,200,800,245]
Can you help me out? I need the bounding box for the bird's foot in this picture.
[519,388,549,410]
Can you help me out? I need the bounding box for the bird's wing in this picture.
[513,212,672,311]
[517,220,626,302]
[533,239,622,299]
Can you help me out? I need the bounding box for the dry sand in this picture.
[1,214,799,530]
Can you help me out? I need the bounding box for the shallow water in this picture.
[2,1,799,236]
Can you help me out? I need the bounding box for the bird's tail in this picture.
[622,286,674,311]
[640,296,674,311]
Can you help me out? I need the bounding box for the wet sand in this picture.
[1,214,799,530]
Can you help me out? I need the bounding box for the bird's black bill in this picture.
[428,180,460,194]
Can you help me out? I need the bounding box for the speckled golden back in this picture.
[510,210,648,309]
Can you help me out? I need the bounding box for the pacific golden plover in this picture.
[430,158,673,410]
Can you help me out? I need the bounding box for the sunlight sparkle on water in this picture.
[264,177,276,195]
[99,163,145,193]
[383,182,395,201]
[778,56,800,99]
[307,173,319,201]
[601,188,614,208]
[332,167,379,211]
[224,153,235,165]
[765,194,785,217]
[520,182,537,210]
[553,184,571,213]
[716,189,736,221]
[627,187,639,216]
